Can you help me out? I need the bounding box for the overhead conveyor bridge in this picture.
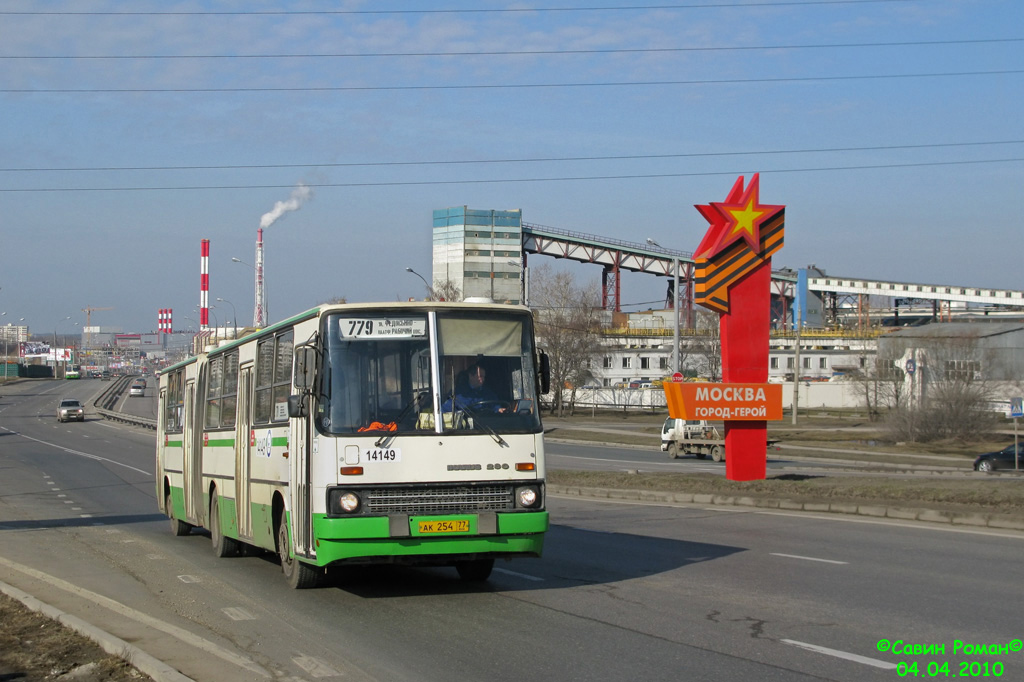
[521,221,797,325]
[514,221,1022,328]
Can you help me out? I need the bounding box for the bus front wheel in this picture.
[277,517,320,589]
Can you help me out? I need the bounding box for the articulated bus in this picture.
[156,301,550,588]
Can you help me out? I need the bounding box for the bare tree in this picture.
[529,264,603,416]
[885,332,998,442]
[849,346,907,421]
[684,310,722,381]
[431,278,462,302]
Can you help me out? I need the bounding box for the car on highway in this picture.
[129,382,145,397]
[973,443,1024,472]
[56,398,85,422]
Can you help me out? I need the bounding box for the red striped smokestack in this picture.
[200,239,210,330]
[158,308,173,333]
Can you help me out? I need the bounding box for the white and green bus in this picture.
[156,301,550,588]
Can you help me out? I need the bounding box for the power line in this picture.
[2,157,1021,193]
[6,37,1020,60]
[4,69,1020,93]
[2,140,1021,173]
[0,1,926,17]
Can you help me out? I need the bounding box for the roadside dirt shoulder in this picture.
[0,591,153,682]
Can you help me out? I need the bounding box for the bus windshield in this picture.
[317,310,542,435]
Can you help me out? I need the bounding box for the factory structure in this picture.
[8,205,1023,403]
[428,206,1024,408]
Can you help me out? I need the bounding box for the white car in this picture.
[57,399,85,422]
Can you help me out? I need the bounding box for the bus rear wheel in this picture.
[210,490,240,558]
[277,516,320,589]
[166,490,192,537]
[456,558,494,582]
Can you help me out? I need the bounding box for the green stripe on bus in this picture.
[308,511,548,565]
[206,438,235,447]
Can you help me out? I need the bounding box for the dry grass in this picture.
[0,592,151,681]
[545,409,1024,516]
[548,470,1024,515]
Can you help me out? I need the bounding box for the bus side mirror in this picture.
[293,346,317,391]
[287,394,308,418]
[538,352,551,394]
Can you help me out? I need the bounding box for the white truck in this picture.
[660,417,726,462]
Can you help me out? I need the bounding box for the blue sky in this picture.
[1,0,1021,335]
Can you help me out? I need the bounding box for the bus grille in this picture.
[363,485,514,514]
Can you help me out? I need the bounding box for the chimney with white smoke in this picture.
[254,183,313,327]
[260,183,313,229]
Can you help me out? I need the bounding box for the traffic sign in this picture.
[671,372,685,383]
[1011,397,1023,419]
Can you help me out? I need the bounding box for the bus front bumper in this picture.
[310,510,548,566]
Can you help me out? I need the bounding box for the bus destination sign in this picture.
[340,317,427,339]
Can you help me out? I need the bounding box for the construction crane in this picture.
[81,306,113,349]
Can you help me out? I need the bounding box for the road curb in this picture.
[0,580,194,682]
[547,484,1024,530]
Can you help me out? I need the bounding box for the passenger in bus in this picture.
[443,363,508,413]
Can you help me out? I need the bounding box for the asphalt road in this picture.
[2,379,1023,681]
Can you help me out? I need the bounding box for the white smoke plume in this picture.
[260,183,313,229]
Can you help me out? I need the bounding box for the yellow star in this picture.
[728,198,766,240]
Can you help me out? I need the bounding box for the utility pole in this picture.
[792,312,802,425]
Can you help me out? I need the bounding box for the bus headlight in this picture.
[515,485,542,509]
[329,489,361,514]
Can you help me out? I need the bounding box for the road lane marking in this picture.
[494,567,545,581]
[548,494,1024,539]
[293,655,341,678]
[782,639,896,669]
[0,555,271,678]
[222,607,257,621]
[770,553,848,565]
[0,427,150,475]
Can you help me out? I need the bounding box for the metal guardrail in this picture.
[92,376,157,430]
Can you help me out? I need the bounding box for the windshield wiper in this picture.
[374,393,428,447]
[461,405,508,447]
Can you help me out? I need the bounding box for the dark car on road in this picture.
[973,444,1024,472]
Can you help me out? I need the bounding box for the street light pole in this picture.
[53,315,70,379]
[647,239,680,373]
[216,297,237,338]
[2,316,23,379]
[792,313,802,425]
[405,267,435,300]
[506,259,529,307]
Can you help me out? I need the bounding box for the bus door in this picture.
[183,379,203,524]
[235,366,253,539]
[289,406,312,559]
[288,342,317,560]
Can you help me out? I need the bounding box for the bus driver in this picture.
[444,363,508,413]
